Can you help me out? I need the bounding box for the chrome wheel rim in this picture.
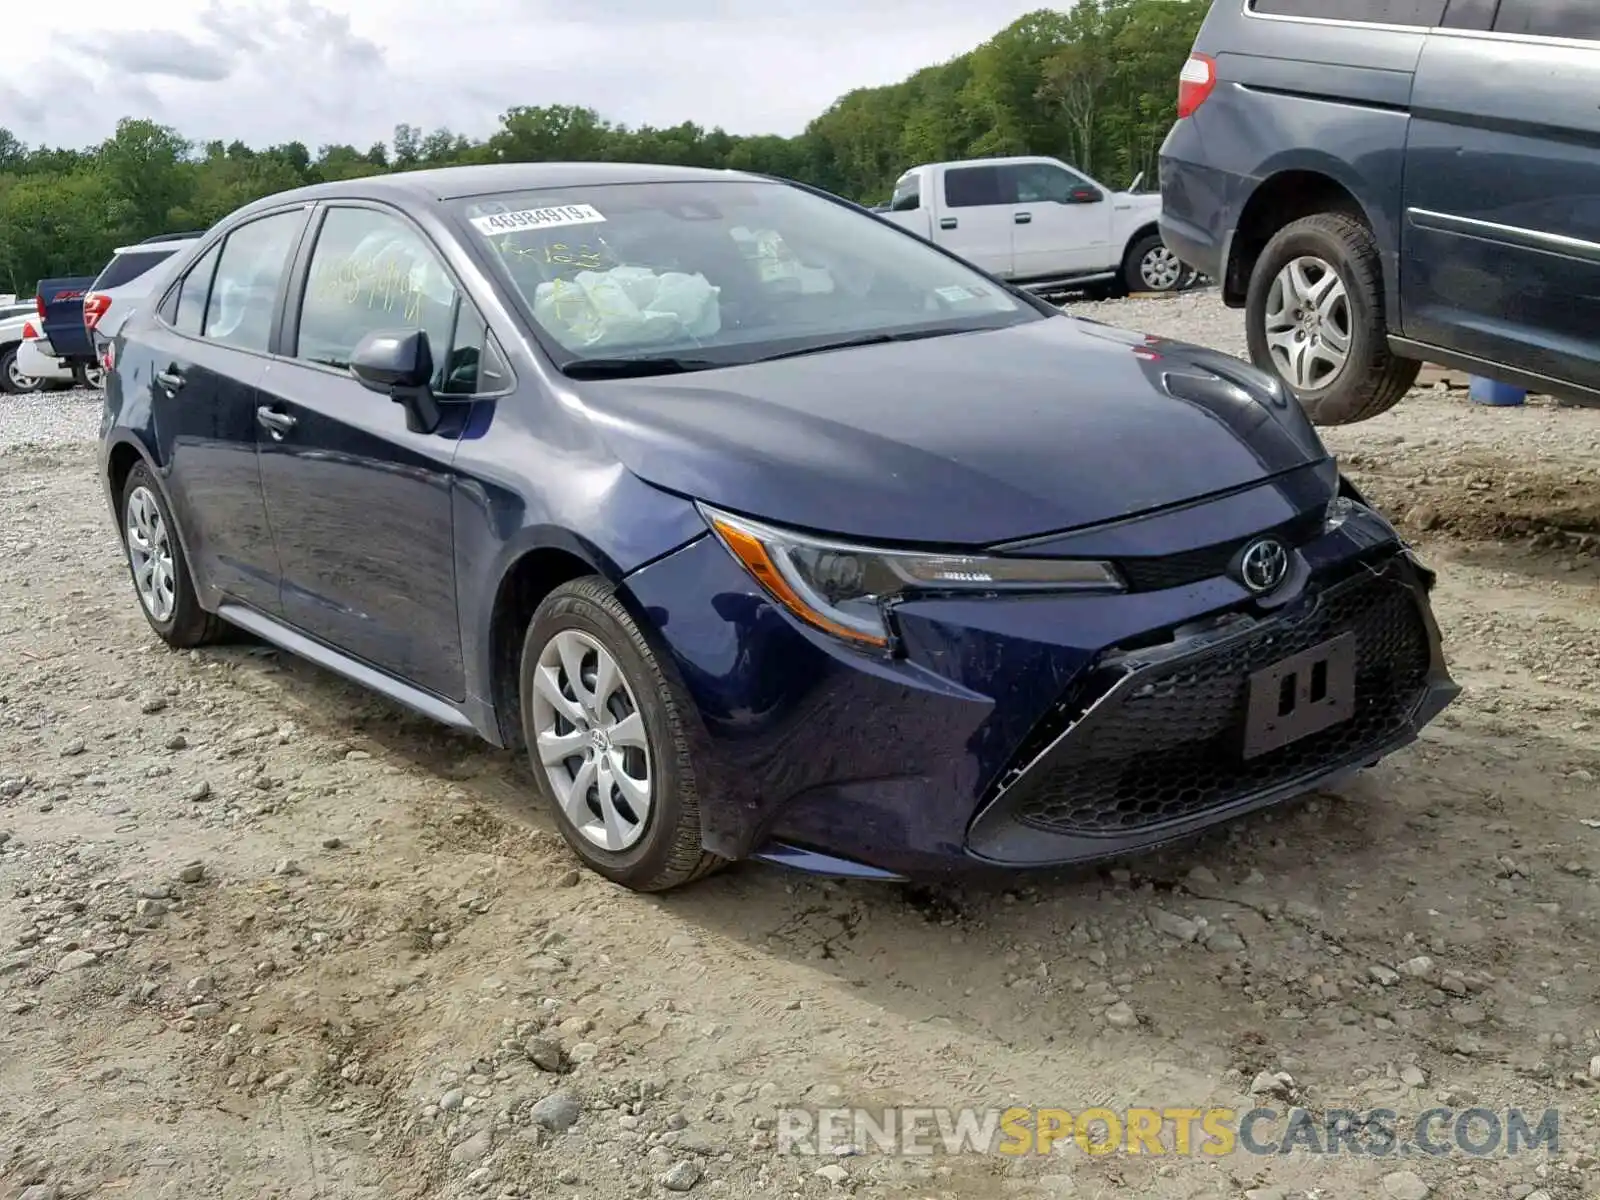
[530,629,652,852]
[1140,245,1183,291]
[125,486,176,623]
[5,355,39,392]
[1263,256,1351,391]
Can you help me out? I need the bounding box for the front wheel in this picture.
[1,346,42,395]
[519,577,724,891]
[1245,212,1419,425]
[1124,232,1193,294]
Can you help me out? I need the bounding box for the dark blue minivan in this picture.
[1161,0,1600,424]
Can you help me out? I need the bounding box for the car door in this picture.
[254,201,483,701]
[1403,0,1600,390]
[140,209,310,614]
[1006,161,1115,279]
[938,165,1017,276]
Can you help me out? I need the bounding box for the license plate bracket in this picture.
[1242,632,1357,760]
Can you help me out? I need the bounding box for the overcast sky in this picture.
[6,0,1047,153]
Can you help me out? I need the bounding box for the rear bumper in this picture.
[16,338,75,383]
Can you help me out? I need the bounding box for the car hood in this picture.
[573,315,1331,546]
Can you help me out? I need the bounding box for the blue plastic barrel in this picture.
[1469,376,1526,406]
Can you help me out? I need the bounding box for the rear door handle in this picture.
[154,368,184,391]
[1014,211,1033,224]
[939,217,958,230]
[255,406,297,438]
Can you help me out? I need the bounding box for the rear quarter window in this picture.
[93,249,180,291]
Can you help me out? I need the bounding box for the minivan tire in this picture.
[1245,212,1419,426]
[519,577,725,892]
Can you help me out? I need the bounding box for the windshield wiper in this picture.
[747,325,989,364]
[562,355,726,379]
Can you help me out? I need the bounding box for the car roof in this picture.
[231,161,766,217]
[111,236,200,255]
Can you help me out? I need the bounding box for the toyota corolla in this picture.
[99,163,1458,891]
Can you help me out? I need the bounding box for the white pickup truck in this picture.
[879,156,1187,296]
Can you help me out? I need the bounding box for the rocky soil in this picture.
[1,301,1597,1200]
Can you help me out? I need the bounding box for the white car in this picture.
[880,156,1191,296]
[1,303,73,393]
[82,233,203,360]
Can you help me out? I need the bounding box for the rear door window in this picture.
[173,244,222,337]
[1493,0,1600,39]
[93,249,180,291]
[943,166,1013,209]
[203,211,305,353]
[1250,0,1448,23]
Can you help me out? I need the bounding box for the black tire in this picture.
[73,363,107,391]
[119,462,226,648]
[1,344,42,395]
[1123,231,1187,294]
[1245,212,1419,425]
[519,577,724,892]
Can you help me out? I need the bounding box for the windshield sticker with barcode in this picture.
[470,205,607,235]
[936,285,976,302]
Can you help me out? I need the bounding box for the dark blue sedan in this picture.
[100,163,1457,890]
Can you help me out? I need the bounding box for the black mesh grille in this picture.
[1114,511,1324,592]
[1002,571,1432,836]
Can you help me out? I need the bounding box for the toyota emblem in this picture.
[1238,537,1290,593]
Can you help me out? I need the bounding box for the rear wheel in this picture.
[1,345,41,394]
[1245,212,1419,425]
[120,462,226,648]
[73,363,106,390]
[519,577,724,892]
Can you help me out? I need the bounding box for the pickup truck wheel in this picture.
[1245,212,1419,425]
[1,345,43,395]
[1124,232,1188,293]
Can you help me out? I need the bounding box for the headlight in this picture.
[701,505,1123,648]
[1324,495,1357,532]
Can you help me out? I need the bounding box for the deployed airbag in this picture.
[533,266,722,351]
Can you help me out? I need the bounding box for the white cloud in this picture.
[5,0,1046,152]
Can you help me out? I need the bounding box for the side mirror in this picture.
[350,329,433,392]
[350,329,449,435]
[1067,187,1104,205]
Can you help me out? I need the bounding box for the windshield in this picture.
[455,180,1039,368]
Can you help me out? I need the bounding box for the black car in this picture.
[100,162,1456,890]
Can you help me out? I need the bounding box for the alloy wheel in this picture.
[5,355,40,393]
[529,628,653,852]
[1140,244,1184,291]
[1263,255,1352,391]
[83,366,107,390]
[125,485,176,623]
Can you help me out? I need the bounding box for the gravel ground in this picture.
[1,299,1598,1200]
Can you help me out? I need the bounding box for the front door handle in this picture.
[1014,211,1033,224]
[939,217,958,230]
[255,406,297,439]
[154,368,184,391]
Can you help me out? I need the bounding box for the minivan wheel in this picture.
[1246,212,1419,425]
[520,577,724,892]
[120,462,226,648]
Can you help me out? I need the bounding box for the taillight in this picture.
[21,321,36,339]
[102,343,116,372]
[34,295,45,320]
[1178,53,1217,118]
[82,292,111,331]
